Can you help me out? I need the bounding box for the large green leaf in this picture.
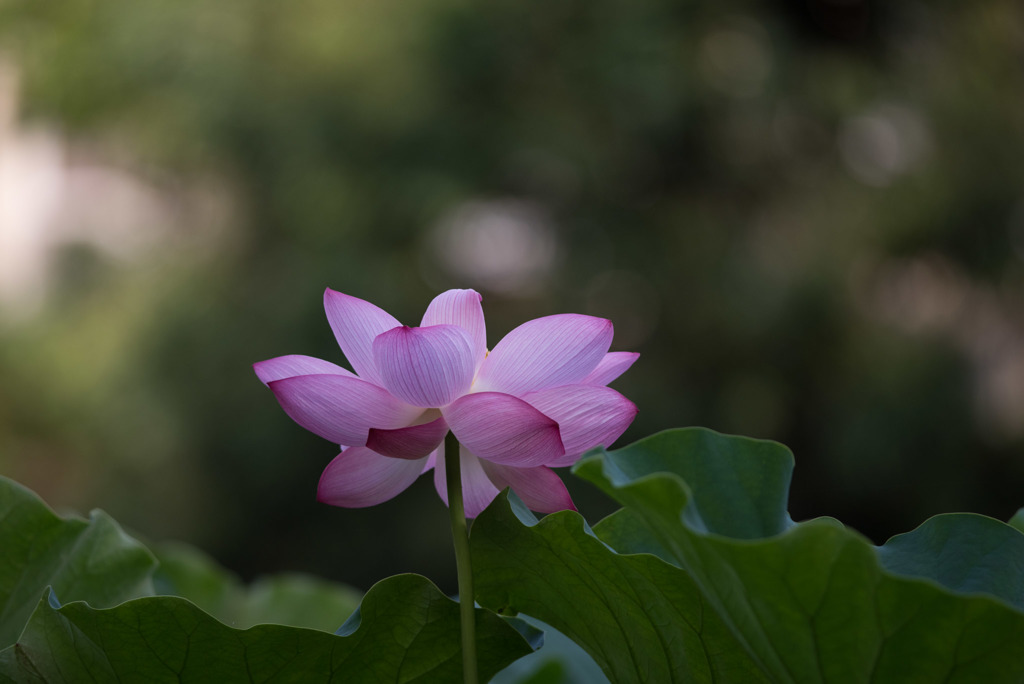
[877,513,1024,611]
[472,428,1024,683]
[0,574,535,683]
[472,495,770,683]
[0,476,156,649]
[153,542,362,632]
[0,474,534,681]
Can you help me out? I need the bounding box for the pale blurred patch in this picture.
[0,59,235,322]
[838,104,932,187]
[426,198,560,297]
[851,252,1024,442]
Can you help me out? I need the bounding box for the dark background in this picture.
[1,0,1022,593]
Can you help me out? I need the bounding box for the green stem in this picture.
[445,430,478,684]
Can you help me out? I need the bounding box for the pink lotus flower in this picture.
[255,288,638,517]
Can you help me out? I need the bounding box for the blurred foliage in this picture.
[153,541,362,632]
[1,0,1023,591]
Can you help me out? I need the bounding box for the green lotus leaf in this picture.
[0,476,156,650]
[0,574,534,683]
[471,428,1024,683]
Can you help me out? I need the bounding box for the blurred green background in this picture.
[1,0,1022,593]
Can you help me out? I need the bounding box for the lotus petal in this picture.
[323,289,400,385]
[317,447,427,508]
[443,392,564,467]
[366,415,450,460]
[421,289,488,371]
[269,374,421,446]
[523,384,637,467]
[253,355,355,386]
[579,352,640,387]
[433,444,501,519]
[474,314,612,396]
[373,325,476,407]
[480,461,577,514]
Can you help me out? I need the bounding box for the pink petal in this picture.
[433,443,501,518]
[479,461,577,514]
[421,289,488,371]
[366,415,449,460]
[474,314,613,396]
[269,374,421,446]
[372,325,476,407]
[579,352,640,386]
[323,289,401,385]
[254,355,356,386]
[442,392,564,467]
[317,447,427,508]
[523,385,638,467]
[422,450,438,474]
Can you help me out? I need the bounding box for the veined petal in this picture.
[372,325,476,407]
[442,392,564,467]
[523,385,637,467]
[474,314,613,396]
[317,447,426,508]
[421,289,488,371]
[323,289,400,385]
[366,415,449,460]
[479,461,576,514]
[254,354,355,386]
[579,352,640,386]
[269,374,421,446]
[433,444,501,519]
[422,450,438,474]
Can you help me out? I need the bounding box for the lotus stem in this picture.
[445,430,478,684]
